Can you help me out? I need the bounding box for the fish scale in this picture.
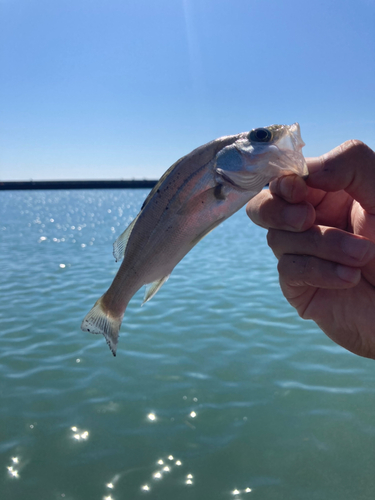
[81,123,308,355]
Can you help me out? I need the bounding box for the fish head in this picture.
[214,123,308,192]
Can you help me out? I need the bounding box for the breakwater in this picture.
[0,179,158,190]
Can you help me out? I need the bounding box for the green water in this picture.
[1,190,374,500]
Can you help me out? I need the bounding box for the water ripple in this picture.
[1,190,375,500]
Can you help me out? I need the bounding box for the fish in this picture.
[81,123,308,355]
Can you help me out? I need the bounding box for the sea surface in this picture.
[1,189,374,500]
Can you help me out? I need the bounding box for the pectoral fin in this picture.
[113,216,138,262]
[142,275,170,305]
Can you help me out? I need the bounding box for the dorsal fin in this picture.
[140,158,184,211]
[113,216,138,262]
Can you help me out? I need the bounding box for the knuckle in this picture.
[266,228,277,248]
[277,254,293,277]
[277,254,312,280]
[310,225,323,251]
[341,139,373,159]
[347,139,367,152]
[245,200,254,219]
[276,256,285,276]
[246,197,261,223]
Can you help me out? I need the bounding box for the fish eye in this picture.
[249,128,273,143]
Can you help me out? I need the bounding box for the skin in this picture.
[246,140,375,359]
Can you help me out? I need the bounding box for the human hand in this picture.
[246,140,375,359]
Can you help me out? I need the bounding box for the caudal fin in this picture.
[81,297,123,356]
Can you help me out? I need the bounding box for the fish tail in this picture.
[81,296,123,356]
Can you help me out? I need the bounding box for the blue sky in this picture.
[1,0,374,180]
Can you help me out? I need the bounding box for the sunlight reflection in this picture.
[7,466,19,478]
[6,455,21,479]
[139,454,193,492]
[231,487,253,495]
[104,472,121,494]
[106,453,194,494]
[70,426,89,441]
[147,413,156,421]
[186,473,194,484]
[189,411,197,418]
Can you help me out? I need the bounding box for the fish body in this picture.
[81,123,308,355]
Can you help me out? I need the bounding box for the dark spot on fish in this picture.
[87,328,90,332]
[214,183,226,200]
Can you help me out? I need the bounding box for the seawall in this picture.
[0,180,158,190]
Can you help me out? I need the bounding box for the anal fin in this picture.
[142,275,170,305]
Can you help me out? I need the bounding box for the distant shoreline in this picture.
[0,180,158,190]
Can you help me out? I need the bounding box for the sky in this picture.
[1,0,374,180]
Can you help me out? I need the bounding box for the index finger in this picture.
[307,140,375,214]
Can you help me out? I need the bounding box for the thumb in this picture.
[306,140,375,214]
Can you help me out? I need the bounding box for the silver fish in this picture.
[81,123,308,355]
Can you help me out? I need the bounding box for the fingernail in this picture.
[283,204,308,229]
[336,265,360,283]
[342,237,371,261]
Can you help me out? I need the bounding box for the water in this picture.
[1,189,374,500]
